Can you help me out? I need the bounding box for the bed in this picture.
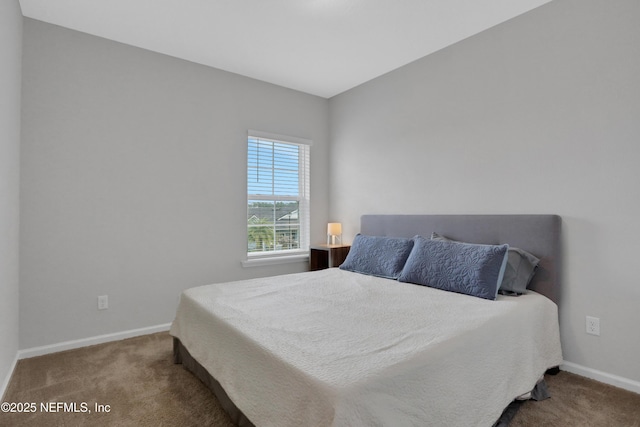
[170,214,563,426]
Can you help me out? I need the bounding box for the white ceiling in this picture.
[18,0,552,98]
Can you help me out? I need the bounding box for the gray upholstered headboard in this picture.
[360,215,561,304]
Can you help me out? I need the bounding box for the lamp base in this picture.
[327,235,342,245]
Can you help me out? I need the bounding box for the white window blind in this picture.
[247,131,310,258]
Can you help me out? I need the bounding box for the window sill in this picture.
[241,253,309,268]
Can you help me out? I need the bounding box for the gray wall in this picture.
[0,0,22,392]
[20,19,330,349]
[329,0,640,382]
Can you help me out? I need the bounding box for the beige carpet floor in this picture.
[2,332,639,426]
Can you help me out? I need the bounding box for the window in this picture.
[247,130,310,260]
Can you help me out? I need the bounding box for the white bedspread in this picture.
[170,268,562,427]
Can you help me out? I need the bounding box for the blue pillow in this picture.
[399,235,509,300]
[339,234,414,279]
[431,232,539,295]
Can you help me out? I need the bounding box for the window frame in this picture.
[243,130,311,266]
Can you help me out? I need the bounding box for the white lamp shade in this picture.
[327,223,342,236]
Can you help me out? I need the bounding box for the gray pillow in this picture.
[399,235,509,300]
[431,232,539,295]
[339,234,414,279]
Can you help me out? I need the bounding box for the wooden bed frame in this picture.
[173,214,562,426]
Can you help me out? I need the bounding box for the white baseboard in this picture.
[1,353,19,401]
[561,361,640,395]
[18,323,172,360]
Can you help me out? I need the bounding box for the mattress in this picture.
[170,268,562,427]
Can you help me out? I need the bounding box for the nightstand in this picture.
[309,244,351,271]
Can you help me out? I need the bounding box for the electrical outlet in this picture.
[98,295,108,310]
[586,316,600,336]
